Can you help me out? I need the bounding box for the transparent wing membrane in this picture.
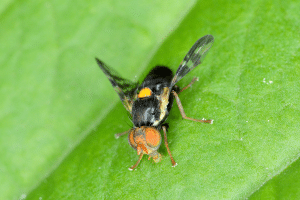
[96,58,138,112]
[171,35,214,87]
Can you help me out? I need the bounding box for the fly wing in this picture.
[170,35,214,88]
[96,58,138,113]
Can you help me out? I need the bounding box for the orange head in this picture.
[128,126,162,163]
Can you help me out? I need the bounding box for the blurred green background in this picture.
[1,0,300,199]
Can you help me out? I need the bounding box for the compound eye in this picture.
[145,127,161,148]
[128,129,138,149]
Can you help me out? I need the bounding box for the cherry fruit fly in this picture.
[96,35,214,170]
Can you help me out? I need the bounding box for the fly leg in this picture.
[115,129,131,139]
[178,77,198,94]
[162,125,177,167]
[129,153,143,171]
[172,90,213,124]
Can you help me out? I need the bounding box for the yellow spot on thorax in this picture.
[138,87,152,98]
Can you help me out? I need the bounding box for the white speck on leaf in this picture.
[263,78,273,84]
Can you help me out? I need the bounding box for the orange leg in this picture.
[178,77,198,94]
[115,129,131,139]
[129,153,143,171]
[172,91,213,124]
[162,126,177,167]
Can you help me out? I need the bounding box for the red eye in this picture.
[145,127,161,148]
[128,130,137,149]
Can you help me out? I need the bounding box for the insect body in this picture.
[96,35,214,170]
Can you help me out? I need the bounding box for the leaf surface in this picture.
[1,0,300,199]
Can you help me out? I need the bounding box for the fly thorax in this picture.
[152,87,170,126]
[131,95,160,127]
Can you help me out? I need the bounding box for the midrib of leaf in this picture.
[249,156,300,198]
[23,0,300,199]
[25,1,197,196]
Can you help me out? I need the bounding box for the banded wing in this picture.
[96,58,138,113]
[170,35,214,88]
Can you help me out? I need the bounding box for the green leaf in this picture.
[2,0,300,199]
[0,0,194,199]
[249,157,300,199]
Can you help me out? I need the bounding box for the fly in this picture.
[96,35,214,170]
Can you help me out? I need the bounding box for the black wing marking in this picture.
[96,58,138,113]
[170,35,214,88]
